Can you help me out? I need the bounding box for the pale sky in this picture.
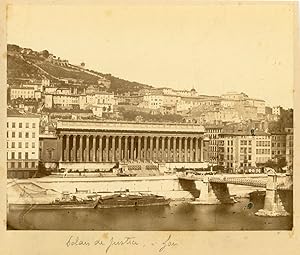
[7,3,296,108]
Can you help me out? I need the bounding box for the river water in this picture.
[7,198,292,231]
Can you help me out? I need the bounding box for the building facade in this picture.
[7,110,40,178]
[10,87,35,100]
[56,120,208,170]
[205,125,223,164]
[285,128,293,167]
[218,131,271,172]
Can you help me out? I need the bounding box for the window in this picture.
[19,123,22,128]
[18,142,22,148]
[32,142,35,148]
[25,152,29,159]
[19,132,22,138]
[25,142,28,148]
[249,141,252,145]
[11,131,15,138]
[18,162,22,168]
[18,152,22,159]
[248,155,252,160]
[11,152,15,159]
[25,162,28,168]
[26,123,29,128]
[6,131,8,138]
[31,162,35,168]
[32,133,35,138]
[32,123,36,128]
[11,142,15,148]
[25,132,29,138]
[7,122,9,128]
[12,122,15,128]
[11,162,15,168]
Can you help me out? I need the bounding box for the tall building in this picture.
[205,125,223,164]
[270,128,293,167]
[271,132,287,163]
[218,130,271,173]
[7,109,40,178]
[285,128,293,167]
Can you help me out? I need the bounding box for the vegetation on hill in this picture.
[7,44,153,93]
[268,109,293,132]
[36,62,99,84]
[85,70,152,94]
[7,55,45,80]
[118,107,183,122]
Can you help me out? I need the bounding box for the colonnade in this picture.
[59,134,205,163]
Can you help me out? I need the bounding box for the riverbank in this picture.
[7,197,292,231]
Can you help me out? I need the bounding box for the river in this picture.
[7,197,292,230]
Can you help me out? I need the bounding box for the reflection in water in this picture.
[7,198,292,231]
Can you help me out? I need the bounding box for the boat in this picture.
[96,192,171,208]
[8,194,100,210]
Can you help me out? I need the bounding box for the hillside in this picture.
[7,44,152,93]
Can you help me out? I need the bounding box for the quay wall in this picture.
[26,176,263,199]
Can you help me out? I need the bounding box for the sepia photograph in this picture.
[4,1,295,233]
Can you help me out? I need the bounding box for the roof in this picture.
[10,86,35,90]
[7,108,40,118]
[220,130,270,136]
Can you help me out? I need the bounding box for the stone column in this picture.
[86,135,90,162]
[173,137,177,162]
[105,136,109,162]
[79,135,83,162]
[195,138,199,162]
[130,136,134,160]
[137,136,141,160]
[155,137,159,162]
[58,135,63,162]
[190,138,194,162]
[124,136,128,161]
[179,137,182,162]
[143,136,148,161]
[167,137,171,162]
[112,136,116,162]
[200,138,204,162]
[184,138,188,162]
[118,136,122,161]
[99,136,103,162]
[92,136,96,162]
[72,135,76,162]
[150,137,153,161]
[161,137,165,162]
[65,134,70,162]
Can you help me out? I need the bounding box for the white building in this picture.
[246,98,266,114]
[143,94,163,109]
[44,93,79,109]
[272,106,283,116]
[10,87,35,100]
[7,109,40,178]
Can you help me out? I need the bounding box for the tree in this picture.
[41,50,50,58]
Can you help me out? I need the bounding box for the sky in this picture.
[7,3,296,108]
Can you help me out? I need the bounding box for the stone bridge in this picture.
[178,172,293,217]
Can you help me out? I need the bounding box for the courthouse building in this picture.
[56,120,208,170]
